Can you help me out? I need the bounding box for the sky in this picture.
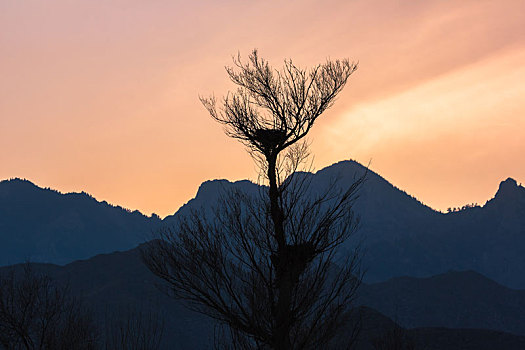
[1,0,524,217]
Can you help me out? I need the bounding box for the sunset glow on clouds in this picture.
[1,0,524,216]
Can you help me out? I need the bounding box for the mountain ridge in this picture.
[4,247,525,349]
[1,160,524,288]
[0,178,161,266]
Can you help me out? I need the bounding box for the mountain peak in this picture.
[500,177,518,189]
[494,177,521,201]
[195,179,255,198]
[317,159,369,174]
[1,177,36,187]
[0,178,46,198]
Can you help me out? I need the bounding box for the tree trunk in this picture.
[267,154,293,350]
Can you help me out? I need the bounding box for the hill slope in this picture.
[2,160,524,288]
[0,178,161,265]
[163,160,525,288]
[359,270,525,336]
[3,249,525,349]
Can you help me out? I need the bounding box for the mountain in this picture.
[358,270,525,336]
[163,178,261,222]
[355,307,525,350]
[0,178,161,266]
[0,249,213,349]
[434,178,525,288]
[50,247,213,349]
[163,160,525,289]
[2,160,524,288]
[3,248,525,349]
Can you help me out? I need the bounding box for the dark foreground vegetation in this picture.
[0,265,164,350]
[3,250,525,349]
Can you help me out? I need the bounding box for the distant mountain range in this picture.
[0,178,161,265]
[166,160,525,289]
[358,270,525,336]
[1,160,524,289]
[5,246,525,349]
[355,307,525,350]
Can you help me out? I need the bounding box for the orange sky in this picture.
[1,0,524,217]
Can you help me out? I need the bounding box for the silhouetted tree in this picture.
[0,265,166,350]
[104,307,164,350]
[143,49,362,349]
[0,265,98,350]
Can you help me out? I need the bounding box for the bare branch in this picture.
[144,50,362,349]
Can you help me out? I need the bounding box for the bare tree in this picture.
[0,265,98,350]
[142,49,363,349]
[104,306,164,350]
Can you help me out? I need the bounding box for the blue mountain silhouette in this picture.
[0,178,161,265]
[1,160,524,288]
